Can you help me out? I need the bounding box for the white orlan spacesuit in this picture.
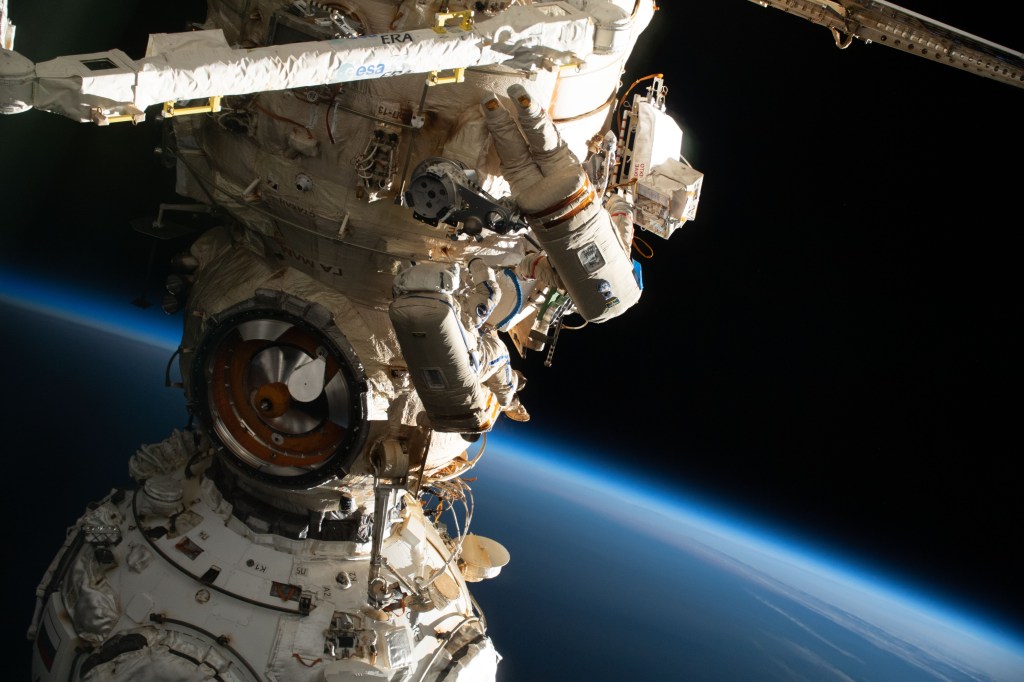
[391,84,640,433]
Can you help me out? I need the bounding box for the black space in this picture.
[517,2,1024,635]
[1,0,1021,651]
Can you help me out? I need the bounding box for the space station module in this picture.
[2,1,702,679]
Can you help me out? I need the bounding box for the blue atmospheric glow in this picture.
[484,425,1024,660]
[5,269,1023,668]
[0,267,181,351]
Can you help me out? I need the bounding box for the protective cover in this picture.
[631,100,684,180]
[389,293,498,432]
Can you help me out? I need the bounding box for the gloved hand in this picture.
[481,84,595,234]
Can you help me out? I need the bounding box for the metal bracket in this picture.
[556,57,586,73]
[427,67,466,86]
[433,10,474,33]
[90,106,145,126]
[162,95,223,118]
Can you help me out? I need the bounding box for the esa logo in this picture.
[331,62,387,80]
[356,63,385,77]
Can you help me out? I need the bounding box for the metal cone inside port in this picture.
[197,309,360,481]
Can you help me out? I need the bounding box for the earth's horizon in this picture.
[2,283,1022,680]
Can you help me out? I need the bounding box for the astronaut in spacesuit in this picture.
[483,83,641,324]
[460,257,529,422]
